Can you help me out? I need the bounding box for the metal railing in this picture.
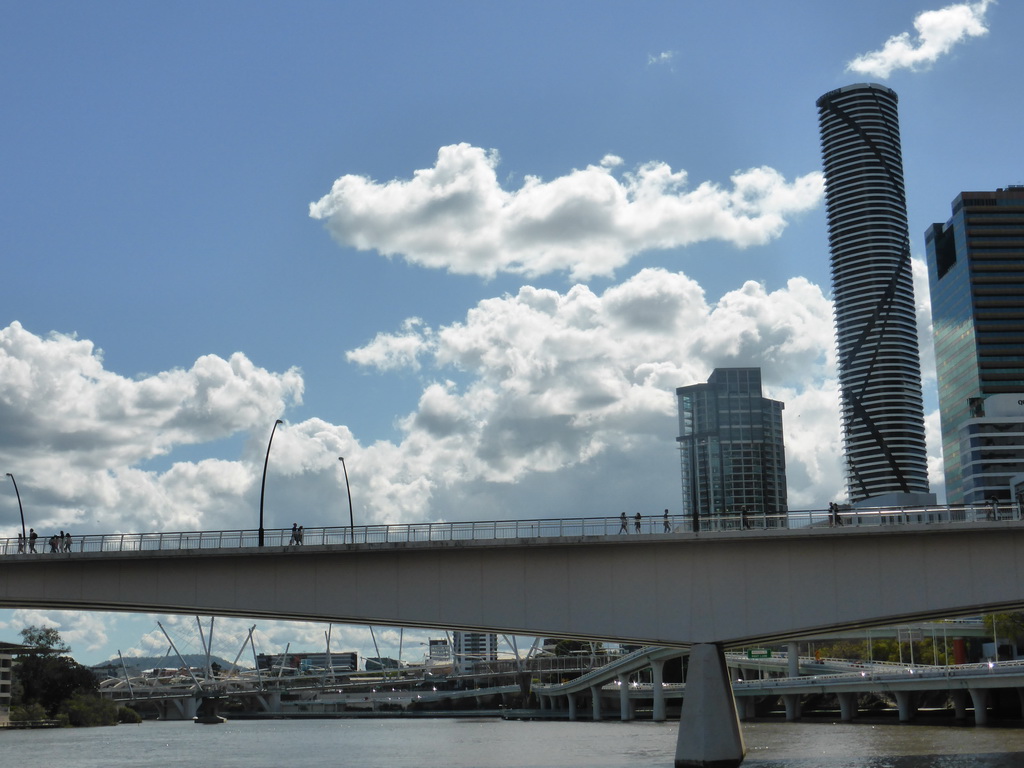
[732,657,1024,690]
[2,502,1021,556]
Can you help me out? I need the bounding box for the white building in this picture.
[451,632,498,675]
[958,394,1024,506]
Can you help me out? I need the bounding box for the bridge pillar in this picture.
[256,691,282,713]
[652,658,666,722]
[619,679,633,721]
[952,690,968,720]
[968,688,989,726]
[782,694,801,721]
[894,690,916,722]
[675,643,745,768]
[837,692,857,721]
[567,692,577,721]
[161,696,198,721]
[737,696,756,721]
[591,685,602,721]
[788,642,799,678]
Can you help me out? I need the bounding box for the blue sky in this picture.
[1,1,1018,664]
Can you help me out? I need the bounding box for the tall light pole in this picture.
[5,473,26,540]
[339,457,354,543]
[258,419,284,547]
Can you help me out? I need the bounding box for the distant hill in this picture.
[91,654,249,676]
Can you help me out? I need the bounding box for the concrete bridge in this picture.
[2,510,1023,767]
[533,645,1024,728]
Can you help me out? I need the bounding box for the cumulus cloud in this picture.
[846,1,994,78]
[310,144,824,280]
[0,609,112,654]
[347,269,839,513]
[0,267,842,540]
[0,322,305,532]
[1,255,944,538]
[0,261,947,662]
[0,322,303,465]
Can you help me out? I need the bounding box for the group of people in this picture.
[619,510,673,534]
[289,523,305,545]
[15,528,73,553]
[828,501,844,527]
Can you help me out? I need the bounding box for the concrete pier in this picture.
[675,643,745,768]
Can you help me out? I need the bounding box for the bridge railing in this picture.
[733,657,1024,689]
[1,502,1020,556]
[694,502,1021,532]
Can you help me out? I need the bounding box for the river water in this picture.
[3,717,1024,767]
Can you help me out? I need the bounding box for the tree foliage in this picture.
[13,625,97,719]
[809,637,948,665]
[20,625,71,654]
[983,612,1024,641]
[59,693,120,727]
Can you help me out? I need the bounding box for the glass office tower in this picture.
[816,83,931,505]
[925,187,1024,504]
[676,368,786,528]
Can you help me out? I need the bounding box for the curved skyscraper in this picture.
[816,83,931,505]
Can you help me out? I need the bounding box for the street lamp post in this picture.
[339,457,354,543]
[5,473,26,540]
[258,419,284,547]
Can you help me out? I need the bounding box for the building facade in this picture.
[0,646,11,725]
[816,83,932,506]
[925,187,1024,504]
[451,631,498,675]
[675,368,786,527]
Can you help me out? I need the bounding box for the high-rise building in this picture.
[816,83,932,506]
[925,187,1024,505]
[452,631,498,675]
[676,368,786,527]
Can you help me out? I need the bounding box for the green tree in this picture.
[59,693,119,727]
[9,702,48,722]
[13,626,98,719]
[117,706,142,724]
[20,625,71,654]
[983,612,1024,643]
[811,637,947,665]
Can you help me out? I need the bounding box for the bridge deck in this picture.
[4,502,1018,556]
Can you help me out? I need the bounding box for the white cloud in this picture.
[0,609,112,654]
[0,269,841,539]
[647,51,676,66]
[0,262,949,662]
[348,268,839,514]
[310,144,824,280]
[2,255,947,535]
[0,321,304,533]
[0,322,303,467]
[846,1,994,78]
